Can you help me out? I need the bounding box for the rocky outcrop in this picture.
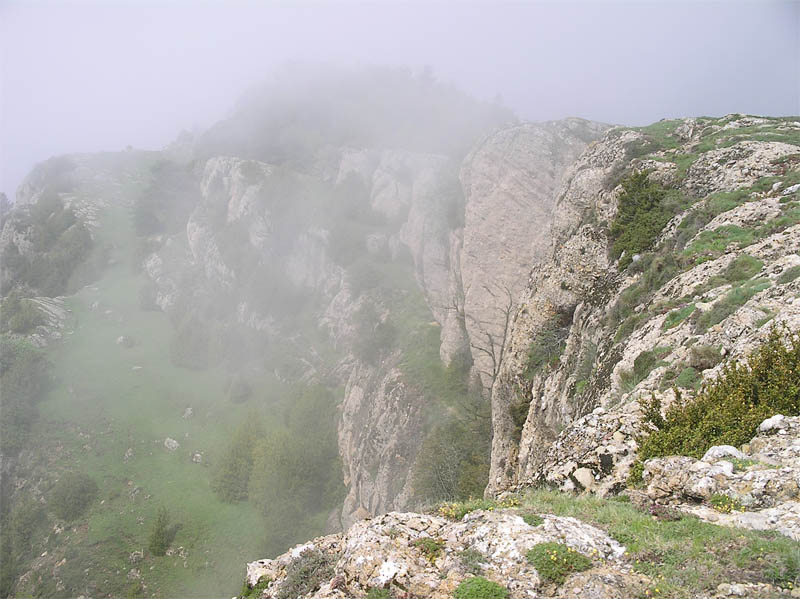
[244,509,646,599]
[643,415,800,540]
[488,116,800,497]
[456,119,609,383]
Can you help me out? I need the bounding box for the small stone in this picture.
[164,437,179,451]
[759,414,786,433]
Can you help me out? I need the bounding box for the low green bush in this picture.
[454,576,508,599]
[275,549,337,599]
[413,537,445,563]
[778,265,800,285]
[662,304,695,330]
[637,326,800,461]
[365,589,390,599]
[688,344,723,371]
[526,542,592,584]
[620,347,671,392]
[522,513,544,527]
[49,472,98,521]
[609,172,685,269]
[458,548,487,574]
[241,576,272,598]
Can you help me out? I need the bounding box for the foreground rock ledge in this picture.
[243,509,649,598]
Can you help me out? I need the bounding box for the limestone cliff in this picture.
[487,115,800,497]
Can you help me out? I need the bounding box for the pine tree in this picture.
[148,507,170,556]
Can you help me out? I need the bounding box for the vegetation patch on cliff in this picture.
[637,326,800,464]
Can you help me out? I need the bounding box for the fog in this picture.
[2,0,798,196]
[1,2,800,597]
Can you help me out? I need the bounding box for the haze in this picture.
[1,0,798,197]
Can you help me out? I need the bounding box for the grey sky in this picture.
[1,0,798,197]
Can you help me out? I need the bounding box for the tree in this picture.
[148,507,170,556]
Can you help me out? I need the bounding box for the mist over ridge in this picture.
[2,0,798,196]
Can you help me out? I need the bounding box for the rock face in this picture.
[139,119,608,527]
[487,115,800,497]
[642,415,800,540]
[456,119,609,386]
[244,509,646,599]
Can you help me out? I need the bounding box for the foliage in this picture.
[241,575,272,598]
[275,549,337,599]
[0,292,45,334]
[518,487,800,594]
[412,393,491,504]
[366,588,391,599]
[526,542,592,584]
[148,506,171,556]
[523,310,573,380]
[619,347,671,393]
[211,417,264,503]
[458,548,487,574]
[710,494,744,514]
[522,513,544,527]
[0,336,50,456]
[661,304,695,330]
[778,265,800,285]
[50,472,98,521]
[688,344,723,371]
[413,537,445,563]
[694,278,771,332]
[1,192,93,296]
[454,576,509,599]
[352,303,397,365]
[249,386,345,556]
[609,172,685,269]
[638,327,800,461]
[436,496,520,520]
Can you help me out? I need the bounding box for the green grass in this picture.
[516,489,800,596]
[694,278,771,332]
[662,304,695,330]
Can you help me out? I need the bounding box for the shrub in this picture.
[366,589,390,599]
[688,344,723,371]
[619,347,670,393]
[522,513,544,527]
[721,254,763,283]
[524,310,573,380]
[674,366,702,390]
[637,326,800,461]
[609,172,684,269]
[413,537,445,563]
[458,548,487,574]
[275,549,337,599]
[526,542,592,584]
[695,278,771,332]
[662,304,695,330]
[49,472,98,521]
[148,506,171,556]
[454,576,508,599]
[241,576,272,598]
[778,265,800,285]
[0,293,44,334]
[211,417,263,503]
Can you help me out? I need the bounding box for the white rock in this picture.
[164,438,179,451]
[759,414,786,433]
[701,445,744,462]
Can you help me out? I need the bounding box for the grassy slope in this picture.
[21,152,283,598]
